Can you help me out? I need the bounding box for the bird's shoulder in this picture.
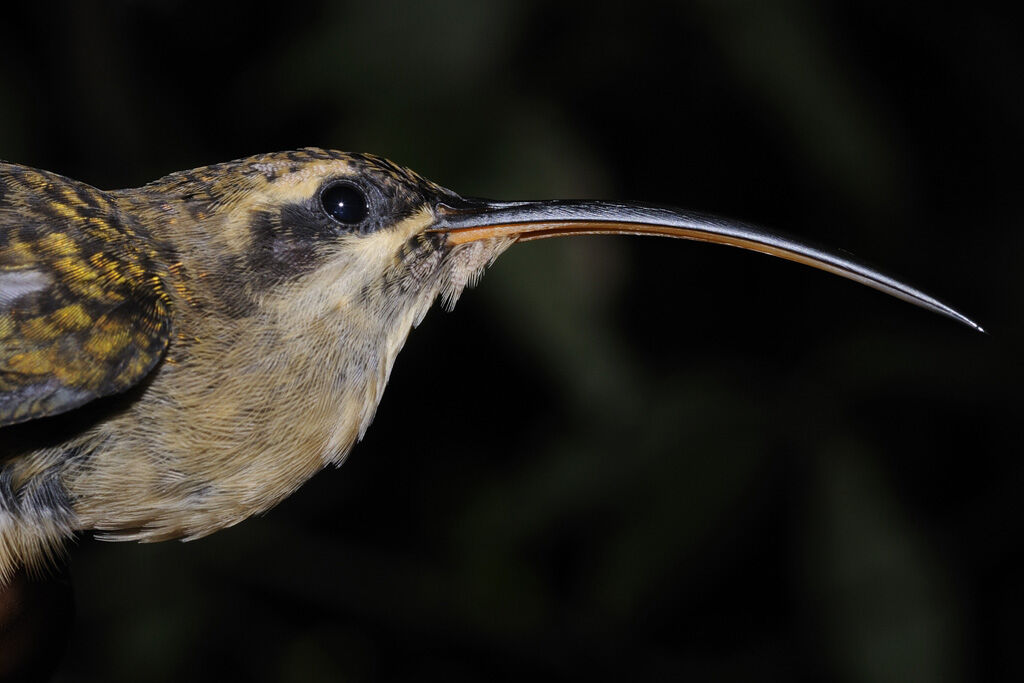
[0,162,172,427]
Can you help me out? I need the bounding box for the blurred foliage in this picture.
[1,0,1020,681]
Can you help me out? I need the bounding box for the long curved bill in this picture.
[430,199,982,331]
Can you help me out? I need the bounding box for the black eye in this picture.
[321,183,368,224]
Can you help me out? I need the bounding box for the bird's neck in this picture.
[63,256,432,542]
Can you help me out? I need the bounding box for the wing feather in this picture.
[0,165,171,426]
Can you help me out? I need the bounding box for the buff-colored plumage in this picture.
[0,147,979,584]
[0,149,510,581]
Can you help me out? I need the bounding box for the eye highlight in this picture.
[321,183,368,225]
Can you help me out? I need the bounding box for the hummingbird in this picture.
[0,147,980,583]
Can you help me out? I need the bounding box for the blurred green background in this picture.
[1,1,1019,681]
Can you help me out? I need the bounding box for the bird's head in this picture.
[124,149,503,330]
[127,147,979,340]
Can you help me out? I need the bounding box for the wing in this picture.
[0,164,172,427]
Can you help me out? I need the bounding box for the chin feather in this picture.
[439,237,514,311]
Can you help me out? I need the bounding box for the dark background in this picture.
[1,1,1019,681]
